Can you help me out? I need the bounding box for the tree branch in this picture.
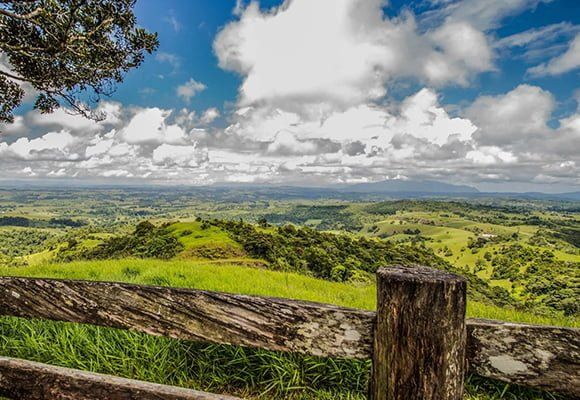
[0,7,43,22]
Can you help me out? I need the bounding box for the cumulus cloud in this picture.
[0,130,76,160]
[200,108,220,124]
[214,0,493,114]
[267,131,321,155]
[466,84,554,146]
[1,0,578,190]
[153,143,207,167]
[466,146,517,165]
[177,79,207,102]
[0,102,213,183]
[120,108,188,145]
[528,33,580,76]
[465,85,579,175]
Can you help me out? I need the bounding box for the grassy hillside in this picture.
[42,218,535,313]
[0,259,574,400]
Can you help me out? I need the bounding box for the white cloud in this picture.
[387,88,477,145]
[155,52,181,72]
[428,22,494,85]
[227,88,475,148]
[47,168,68,177]
[85,137,113,158]
[214,0,493,114]
[200,108,220,124]
[120,108,187,145]
[164,14,182,32]
[0,115,26,136]
[102,169,133,178]
[528,33,580,76]
[177,79,207,102]
[466,84,554,146]
[0,0,577,190]
[153,143,207,167]
[233,0,245,16]
[466,146,517,164]
[28,108,105,134]
[496,22,579,49]
[0,130,76,160]
[21,167,36,177]
[421,0,549,31]
[267,131,318,155]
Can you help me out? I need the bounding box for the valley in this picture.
[0,187,578,399]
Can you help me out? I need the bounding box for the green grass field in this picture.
[368,210,579,303]
[0,259,574,399]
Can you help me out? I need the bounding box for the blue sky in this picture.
[119,0,580,119]
[1,0,579,191]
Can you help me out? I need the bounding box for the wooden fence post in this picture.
[370,265,467,400]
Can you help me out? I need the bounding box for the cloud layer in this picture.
[1,0,579,191]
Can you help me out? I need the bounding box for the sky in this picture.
[1,0,579,192]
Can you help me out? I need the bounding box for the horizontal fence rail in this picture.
[0,276,578,397]
[0,277,375,360]
[0,356,240,400]
[467,319,580,397]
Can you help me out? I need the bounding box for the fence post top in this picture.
[377,265,466,284]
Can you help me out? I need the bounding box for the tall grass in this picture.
[0,259,575,399]
[0,259,575,327]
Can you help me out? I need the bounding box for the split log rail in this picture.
[0,265,577,399]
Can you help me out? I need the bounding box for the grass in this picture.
[167,221,244,250]
[0,259,575,399]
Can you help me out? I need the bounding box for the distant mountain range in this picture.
[1,179,579,200]
[343,179,479,194]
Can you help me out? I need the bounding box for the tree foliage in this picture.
[0,0,158,123]
[58,221,183,261]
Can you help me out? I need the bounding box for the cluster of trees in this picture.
[0,228,56,258]
[488,244,579,316]
[0,216,85,228]
[0,0,158,124]
[261,205,363,231]
[58,221,183,261]
[210,219,449,283]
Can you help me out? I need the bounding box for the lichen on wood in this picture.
[467,319,580,398]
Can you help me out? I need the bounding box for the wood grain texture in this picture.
[0,356,239,400]
[370,266,467,400]
[467,319,580,398]
[0,277,375,359]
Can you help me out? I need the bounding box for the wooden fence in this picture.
[0,265,577,399]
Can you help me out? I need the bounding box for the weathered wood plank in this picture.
[0,277,578,396]
[370,266,467,400]
[0,356,239,400]
[467,319,580,398]
[0,277,375,359]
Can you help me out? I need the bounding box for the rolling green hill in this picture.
[0,192,578,399]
